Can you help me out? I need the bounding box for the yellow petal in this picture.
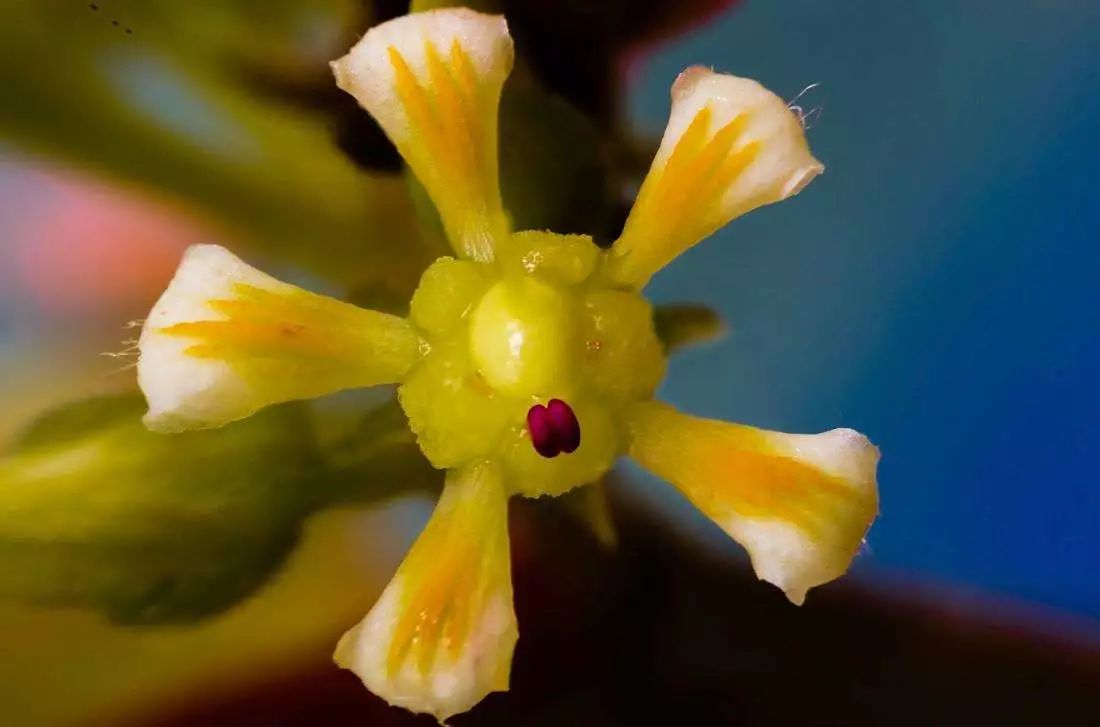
[138,245,422,432]
[608,67,824,287]
[335,462,516,720]
[332,9,513,262]
[626,402,878,604]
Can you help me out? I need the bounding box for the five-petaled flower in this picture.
[136,7,879,720]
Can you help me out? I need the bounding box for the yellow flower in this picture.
[137,7,878,720]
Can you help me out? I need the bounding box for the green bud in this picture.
[0,395,316,624]
[653,304,727,354]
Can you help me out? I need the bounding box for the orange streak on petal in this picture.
[687,440,866,539]
[388,46,441,169]
[386,513,480,677]
[628,106,713,241]
[629,406,873,541]
[423,41,474,202]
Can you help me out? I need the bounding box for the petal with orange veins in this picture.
[138,244,422,432]
[334,462,517,720]
[608,67,824,287]
[626,402,878,604]
[332,9,513,262]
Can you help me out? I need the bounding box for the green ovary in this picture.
[400,231,667,497]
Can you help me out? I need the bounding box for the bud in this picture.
[0,395,316,624]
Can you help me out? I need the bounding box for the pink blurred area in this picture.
[1,158,207,323]
[0,157,216,436]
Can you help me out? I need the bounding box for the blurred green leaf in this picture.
[654,304,727,354]
[0,395,316,624]
[0,0,433,292]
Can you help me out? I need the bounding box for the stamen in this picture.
[546,399,580,454]
[526,403,558,458]
[526,399,582,458]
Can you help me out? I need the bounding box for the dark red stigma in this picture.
[527,399,581,458]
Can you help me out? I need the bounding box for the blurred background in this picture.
[1,0,1098,725]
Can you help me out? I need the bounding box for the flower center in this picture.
[468,278,575,397]
[401,234,669,497]
[526,399,581,458]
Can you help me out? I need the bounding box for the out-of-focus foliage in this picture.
[0,395,314,623]
[0,0,432,293]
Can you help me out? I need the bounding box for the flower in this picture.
[136,7,879,720]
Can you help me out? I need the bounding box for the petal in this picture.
[332,9,513,262]
[626,402,878,604]
[138,244,422,432]
[335,462,517,720]
[608,67,824,287]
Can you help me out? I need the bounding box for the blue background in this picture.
[632,0,1100,618]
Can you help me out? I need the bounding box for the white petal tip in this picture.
[330,7,512,106]
[335,583,517,721]
[136,245,273,432]
[780,427,880,487]
[781,160,825,199]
